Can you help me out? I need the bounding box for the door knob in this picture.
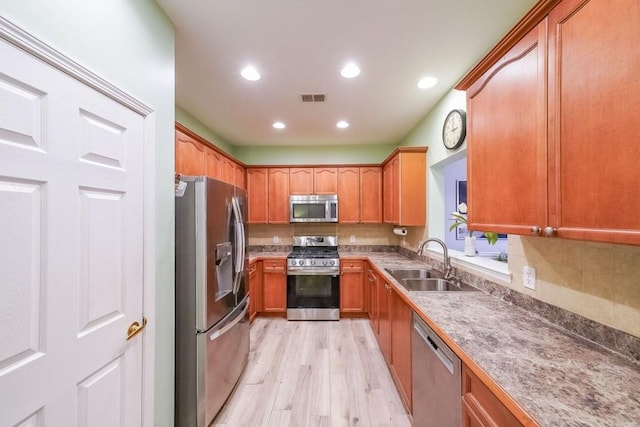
[126,317,148,341]
[543,226,557,237]
[530,226,541,235]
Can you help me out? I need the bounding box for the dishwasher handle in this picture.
[414,319,455,376]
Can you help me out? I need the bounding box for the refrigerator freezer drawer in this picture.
[200,297,250,426]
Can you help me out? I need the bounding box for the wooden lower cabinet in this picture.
[390,289,412,413]
[248,260,262,321]
[377,277,392,364]
[340,260,365,314]
[368,269,412,413]
[261,258,286,313]
[367,265,379,333]
[462,364,522,427]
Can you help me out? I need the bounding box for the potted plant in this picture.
[449,203,498,256]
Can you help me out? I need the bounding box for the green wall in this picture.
[235,143,398,165]
[0,2,176,426]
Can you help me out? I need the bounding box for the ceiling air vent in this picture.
[300,93,326,102]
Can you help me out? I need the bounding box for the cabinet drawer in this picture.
[262,259,285,272]
[340,259,364,272]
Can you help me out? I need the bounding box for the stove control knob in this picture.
[322,260,328,266]
[298,260,304,266]
[310,260,316,265]
[329,260,335,266]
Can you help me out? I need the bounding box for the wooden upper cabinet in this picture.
[361,167,382,223]
[462,0,640,245]
[175,124,245,188]
[314,167,338,194]
[338,167,360,223]
[247,168,268,224]
[204,149,223,180]
[221,157,235,185]
[289,168,314,194]
[235,164,246,189]
[175,129,205,175]
[383,149,426,226]
[466,20,547,236]
[546,0,640,245]
[268,168,290,223]
[338,166,382,224]
[289,167,338,194]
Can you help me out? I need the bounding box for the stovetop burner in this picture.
[288,248,338,259]
[287,235,339,271]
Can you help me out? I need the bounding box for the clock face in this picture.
[442,109,467,149]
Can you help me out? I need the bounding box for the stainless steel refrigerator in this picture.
[175,176,249,427]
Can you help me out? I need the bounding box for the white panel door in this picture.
[0,35,145,427]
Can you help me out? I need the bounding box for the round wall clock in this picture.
[442,109,467,150]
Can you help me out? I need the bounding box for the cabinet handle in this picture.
[543,226,557,237]
[530,226,541,235]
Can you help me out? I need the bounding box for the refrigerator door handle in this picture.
[208,297,249,341]
[231,197,245,295]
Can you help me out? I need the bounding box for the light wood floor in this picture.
[212,318,412,427]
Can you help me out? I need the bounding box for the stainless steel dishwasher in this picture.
[412,313,461,427]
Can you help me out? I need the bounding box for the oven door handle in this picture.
[287,270,339,276]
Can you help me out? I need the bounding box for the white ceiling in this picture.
[157,0,538,146]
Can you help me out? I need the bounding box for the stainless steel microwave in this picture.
[289,194,338,223]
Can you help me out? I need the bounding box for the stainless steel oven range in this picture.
[286,235,340,320]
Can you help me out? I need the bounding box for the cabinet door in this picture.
[360,167,382,223]
[235,164,246,189]
[289,167,314,194]
[548,0,640,245]
[368,267,379,332]
[221,156,235,185]
[383,162,392,223]
[391,289,412,412]
[467,21,548,236]
[314,167,338,194]
[268,168,290,223]
[338,167,360,223]
[247,168,268,224]
[175,129,205,175]
[204,149,222,180]
[262,259,286,312]
[389,156,400,224]
[377,279,392,364]
[340,260,365,313]
[398,152,425,226]
[248,261,261,321]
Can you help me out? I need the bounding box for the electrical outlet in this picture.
[523,266,536,290]
[350,235,356,243]
[273,235,279,244]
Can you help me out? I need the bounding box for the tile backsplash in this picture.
[508,236,640,338]
[247,223,401,246]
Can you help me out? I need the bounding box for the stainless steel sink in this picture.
[385,268,442,281]
[400,278,481,292]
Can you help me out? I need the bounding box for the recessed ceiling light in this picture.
[336,121,349,129]
[340,63,360,78]
[417,76,438,89]
[272,121,285,129]
[241,66,261,81]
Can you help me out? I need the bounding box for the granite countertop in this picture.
[353,252,640,427]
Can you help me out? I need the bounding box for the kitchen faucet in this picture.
[417,238,453,280]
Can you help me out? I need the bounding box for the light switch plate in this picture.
[350,235,356,243]
[523,266,536,290]
[273,235,279,244]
